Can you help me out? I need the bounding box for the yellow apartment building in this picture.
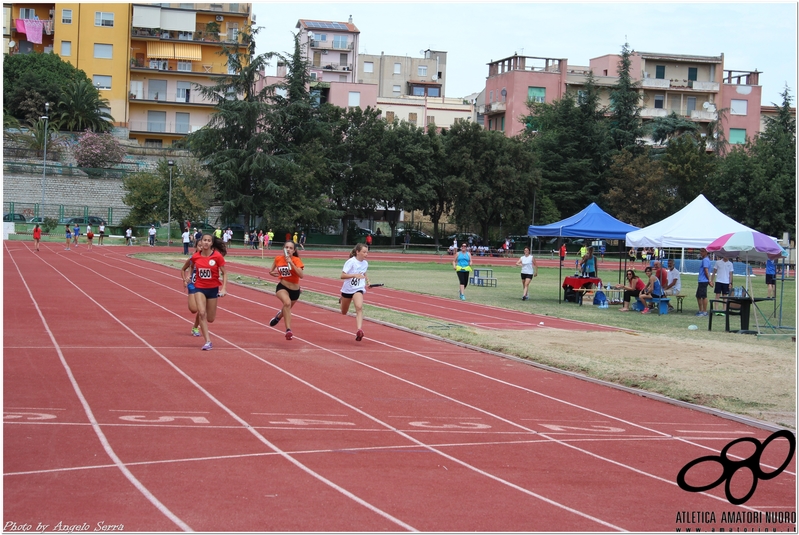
[4,2,252,146]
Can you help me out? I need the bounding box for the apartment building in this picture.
[5,3,252,147]
[482,50,765,146]
[296,18,359,84]
[358,50,447,99]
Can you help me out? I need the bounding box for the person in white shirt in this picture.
[711,256,734,312]
[664,258,681,295]
[339,243,369,342]
[515,246,538,301]
[182,229,191,255]
[148,224,157,246]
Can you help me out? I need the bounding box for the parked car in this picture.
[398,228,433,240]
[352,227,373,236]
[447,232,482,245]
[3,213,27,222]
[58,216,107,226]
[28,216,47,224]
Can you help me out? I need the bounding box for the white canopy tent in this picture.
[625,195,759,249]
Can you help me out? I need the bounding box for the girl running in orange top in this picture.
[268,241,305,340]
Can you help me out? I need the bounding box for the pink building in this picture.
[482,50,767,147]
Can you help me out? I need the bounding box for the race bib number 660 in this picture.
[198,268,212,279]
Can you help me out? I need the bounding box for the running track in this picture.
[4,242,796,532]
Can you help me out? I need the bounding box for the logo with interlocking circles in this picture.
[677,429,795,505]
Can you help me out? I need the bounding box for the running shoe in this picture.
[460,294,466,301]
[355,329,364,342]
[700,312,709,317]
[694,311,704,316]
[714,312,725,317]
[641,307,650,314]
[191,327,201,337]
[285,329,293,340]
[201,341,212,351]
[269,312,282,327]
[522,295,529,301]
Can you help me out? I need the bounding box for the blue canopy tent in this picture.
[528,203,640,303]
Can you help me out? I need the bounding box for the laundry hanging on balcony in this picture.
[23,19,43,44]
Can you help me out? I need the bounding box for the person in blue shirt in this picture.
[695,248,711,316]
[765,258,777,298]
[72,223,80,247]
[452,243,472,300]
[638,266,664,314]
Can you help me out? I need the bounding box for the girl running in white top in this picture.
[340,243,369,341]
[515,246,538,301]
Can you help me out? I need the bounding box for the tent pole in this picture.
[558,237,563,304]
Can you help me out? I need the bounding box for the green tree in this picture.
[448,122,538,240]
[408,123,454,245]
[608,43,644,154]
[661,133,715,207]
[55,79,114,132]
[122,159,214,229]
[3,52,92,122]
[602,148,671,227]
[647,112,700,145]
[522,74,610,220]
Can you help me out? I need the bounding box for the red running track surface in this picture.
[4,242,796,532]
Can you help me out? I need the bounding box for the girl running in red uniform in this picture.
[180,240,204,337]
[268,241,304,340]
[32,224,42,252]
[182,233,227,350]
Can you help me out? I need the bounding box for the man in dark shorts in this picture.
[695,248,711,317]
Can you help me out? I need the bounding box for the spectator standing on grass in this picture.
[696,248,711,317]
[73,223,80,247]
[452,242,472,301]
[125,227,133,246]
[182,228,191,255]
[98,222,105,245]
[560,243,567,263]
[149,225,157,247]
[711,254,733,314]
[214,226,222,239]
[339,243,370,342]
[516,246,538,301]
[33,224,42,252]
[299,231,306,250]
[268,241,305,341]
[579,247,596,277]
[64,225,72,250]
[266,229,274,249]
[182,233,227,351]
[194,228,202,246]
[765,258,777,298]
[365,233,373,250]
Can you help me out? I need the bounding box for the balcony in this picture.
[642,78,670,89]
[641,77,720,92]
[128,120,204,135]
[129,89,216,106]
[130,58,230,76]
[316,63,353,72]
[310,40,354,51]
[156,3,250,15]
[481,102,506,115]
[131,27,242,44]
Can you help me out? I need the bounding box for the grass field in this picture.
[141,250,797,429]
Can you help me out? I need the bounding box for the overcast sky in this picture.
[252,1,797,106]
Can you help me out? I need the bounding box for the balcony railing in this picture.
[641,78,720,92]
[128,121,203,135]
[130,59,230,75]
[155,3,250,15]
[316,63,353,72]
[129,90,216,106]
[310,40,354,51]
[131,27,242,44]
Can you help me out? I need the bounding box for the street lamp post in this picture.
[167,160,174,245]
[41,103,49,219]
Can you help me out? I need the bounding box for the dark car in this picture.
[353,227,373,236]
[58,216,107,226]
[447,232,482,245]
[3,213,27,222]
[398,228,433,240]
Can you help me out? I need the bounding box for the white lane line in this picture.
[13,245,419,533]
[48,249,625,531]
[5,247,194,532]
